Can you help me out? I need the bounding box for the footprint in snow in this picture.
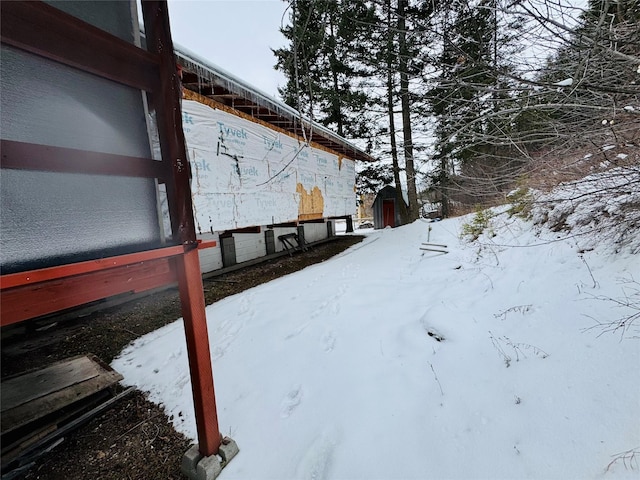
[281,385,303,418]
[311,300,340,319]
[310,301,329,319]
[285,322,309,340]
[237,293,255,318]
[321,331,336,352]
[295,427,339,480]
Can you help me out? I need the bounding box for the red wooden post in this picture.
[142,1,222,457]
[174,248,222,455]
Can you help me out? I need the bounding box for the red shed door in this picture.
[382,199,395,227]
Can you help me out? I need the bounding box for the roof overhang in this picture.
[174,44,376,163]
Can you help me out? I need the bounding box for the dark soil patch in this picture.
[1,235,364,479]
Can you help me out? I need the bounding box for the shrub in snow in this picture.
[506,187,534,219]
[460,208,496,241]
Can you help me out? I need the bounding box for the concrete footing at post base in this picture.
[182,437,239,480]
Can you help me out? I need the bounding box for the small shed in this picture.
[372,186,406,229]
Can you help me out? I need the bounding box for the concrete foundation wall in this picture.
[198,232,223,272]
[197,220,337,274]
[233,232,267,264]
[303,223,328,243]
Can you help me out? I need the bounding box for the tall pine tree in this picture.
[274,0,377,138]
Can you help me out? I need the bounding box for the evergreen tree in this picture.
[276,1,442,223]
[365,0,439,222]
[274,0,377,138]
[356,163,394,196]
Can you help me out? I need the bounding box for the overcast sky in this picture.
[166,0,290,99]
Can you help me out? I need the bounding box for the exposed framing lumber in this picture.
[176,51,376,163]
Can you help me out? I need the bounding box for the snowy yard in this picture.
[113,212,639,479]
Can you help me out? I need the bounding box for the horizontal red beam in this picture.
[1,245,188,290]
[1,258,177,326]
[0,242,218,326]
[0,1,159,92]
[1,140,167,180]
[197,240,218,250]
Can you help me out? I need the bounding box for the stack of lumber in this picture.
[1,355,129,478]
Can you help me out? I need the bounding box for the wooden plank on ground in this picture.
[420,247,449,254]
[1,356,100,410]
[0,355,122,435]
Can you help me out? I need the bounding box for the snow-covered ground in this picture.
[113,208,639,479]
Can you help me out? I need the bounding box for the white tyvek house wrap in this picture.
[181,100,356,233]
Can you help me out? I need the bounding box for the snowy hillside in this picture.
[113,202,639,479]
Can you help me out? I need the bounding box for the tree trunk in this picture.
[387,0,409,224]
[328,12,344,136]
[397,0,420,221]
[440,156,450,218]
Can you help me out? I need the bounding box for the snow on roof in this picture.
[173,43,375,163]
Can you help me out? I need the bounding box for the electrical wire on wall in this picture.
[256,143,309,186]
